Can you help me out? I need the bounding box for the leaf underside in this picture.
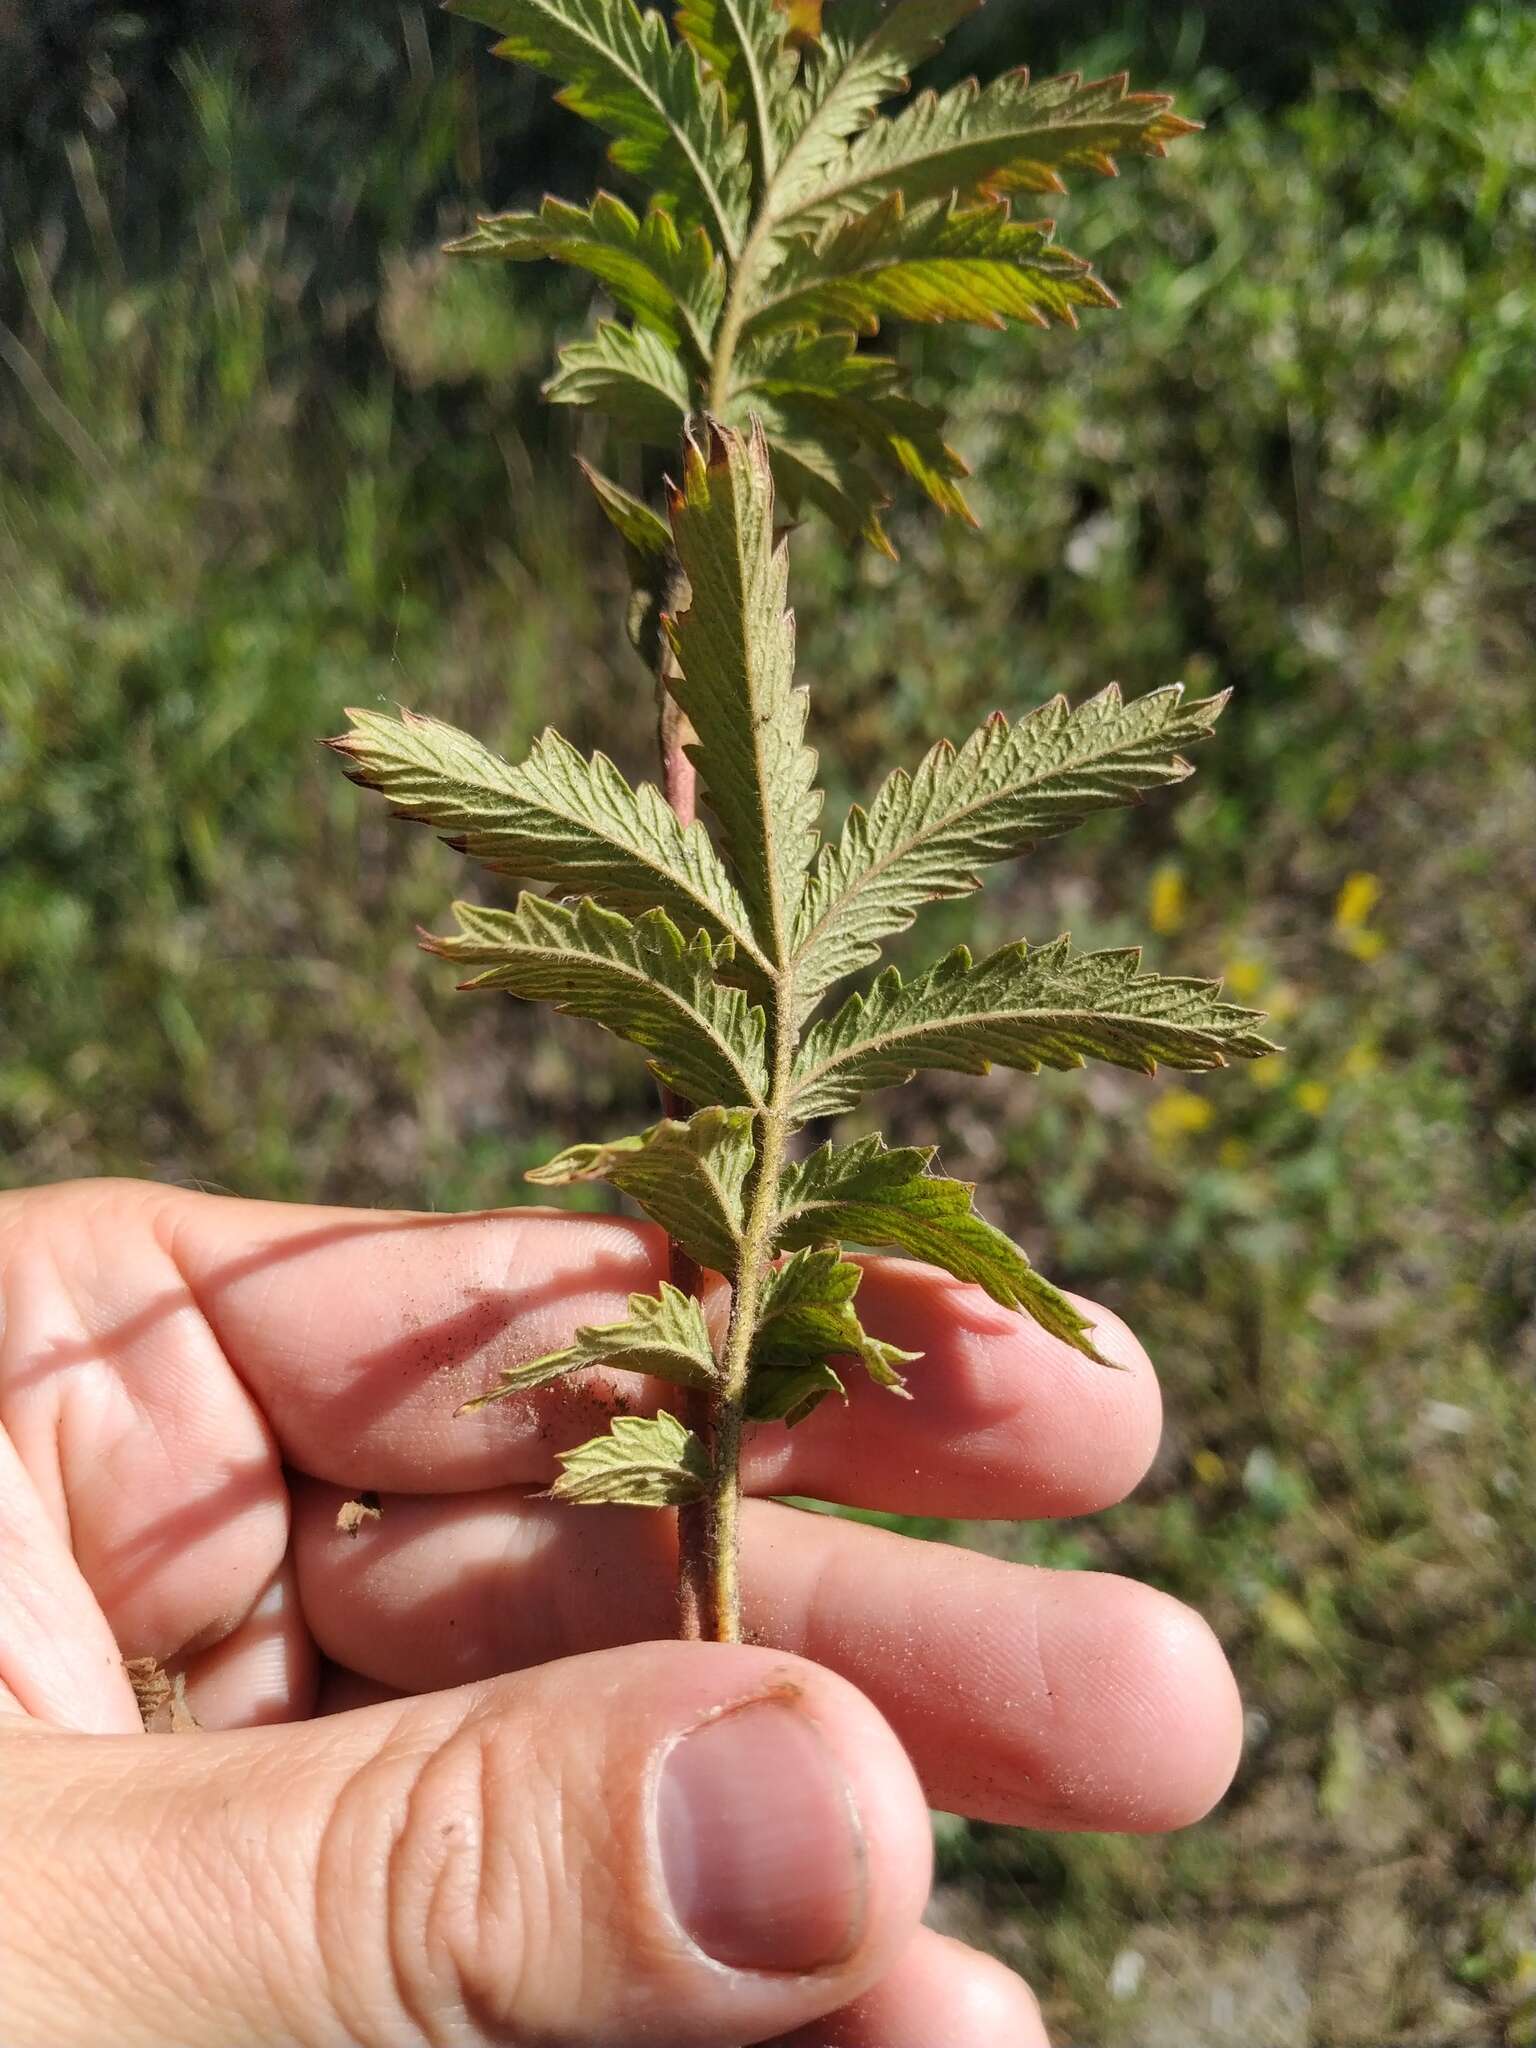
[549,1409,713,1505]
[790,682,1231,1015]
[445,0,751,250]
[753,1244,920,1391]
[425,893,769,1109]
[462,1281,718,1408]
[528,1107,756,1272]
[775,1134,1104,1358]
[328,706,767,979]
[666,418,821,964]
[335,420,1269,1422]
[792,934,1276,1120]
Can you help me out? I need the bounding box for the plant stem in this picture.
[652,566,714,1643]
[648,487,796,1647]
[706,215,771,416]
[704,1088,789,1641]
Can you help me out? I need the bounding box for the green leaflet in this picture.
[791,936,1276,1119]
[666,420,822,965]
[766,429,894,555]
[447,193,725,359]
[549,1409,712,1505]
[752,1245,919,1389]
[728,330,972,523]
[746,1357,845,1426]
[544,319,692,441]
[730,326,907,397]
[447,0,751,252]
[328,709,767,979]
[791,683,1230,1014]
[527,1106,756,1271]
[781,66,1199,230]
[578,459,676,559]
[767,0,981,226]
[462,1282,718,1408]
[775,1134,1101,1356]
[744,195,1115,338]
[425,895,768,1108]
[674,0,796,184]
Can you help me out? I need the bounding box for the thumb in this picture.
[0,1641,932,2048]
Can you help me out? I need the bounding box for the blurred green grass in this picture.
[3,7,1534,2041]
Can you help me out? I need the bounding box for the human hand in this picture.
[0,1179,1241,2046]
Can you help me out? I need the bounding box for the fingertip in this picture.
[1033,1574,1242,1834]
[1116,1587,1245,1830]
[769,1927,1050,2047]
[845,1263,1164,1517]
[1054,1289,1165,1508]
[918,1936,1050,2045]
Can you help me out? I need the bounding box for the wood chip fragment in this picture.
[125,1655,199,1733]
[336,1490,384,1536]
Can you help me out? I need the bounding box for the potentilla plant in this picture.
[329,0,1273,1644]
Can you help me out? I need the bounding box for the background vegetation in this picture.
[3,3,1533,2039]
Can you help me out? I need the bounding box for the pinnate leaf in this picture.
[792,936,1274,1118]
[447,0,751,250]
[549,1409,712,1505]
[424,895,768,1108]
[448,193,724,357]
[328,709,766,976]
[775,1135,1101,1355]
[528,1107,756,1271]
[753,1245,919,1389]
[769,0,980,221]
[791,683,1230,1013]
[745,194,1114,338]
[544,318,692,441]
[463,1282,718,1409]
[666,420,822,964]
[786,66,1199,227]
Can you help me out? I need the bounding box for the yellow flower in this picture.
[1341,1040,1378,1080]
[1295,1080,1331,1116]
[1224,955,1266,999]
[1251,1055,1288,1091]
[1148,1088,1215,1144]
[1343,927,1386,963]
[1193,1449,1227,1486]
[1219,1136,1249,1169]
[1148,863,1185,936]
[1334,871,1382,932]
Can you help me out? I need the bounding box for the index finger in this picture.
[166,1189,1161,1515]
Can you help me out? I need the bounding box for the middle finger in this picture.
[293,1484,1241,1832]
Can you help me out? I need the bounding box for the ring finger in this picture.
[293,1483,1242,1832]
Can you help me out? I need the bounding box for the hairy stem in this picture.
[706,214,771,415]
[706,1083,789,1641]
[647,481,798,1646]
[652,566,714,1643]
